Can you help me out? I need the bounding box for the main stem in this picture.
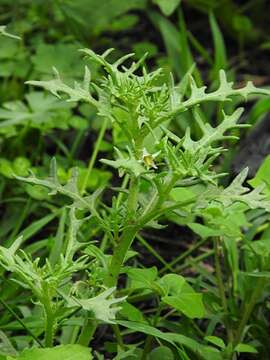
[105,224,138,288]
[105,175,182,288]
[42,283,57,347]
[43,299,56,347]
[105,176,139,288]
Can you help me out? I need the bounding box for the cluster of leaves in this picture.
[1,1,270,360]
[0,47,268,360]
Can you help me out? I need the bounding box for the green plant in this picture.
[0,49,266,359]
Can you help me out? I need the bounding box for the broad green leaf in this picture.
[148,346,174,359]
[163,293,204,318]
[234,343,258,354]
[159,274,205,318]
[127,266,158,289]
[7,344,92,359]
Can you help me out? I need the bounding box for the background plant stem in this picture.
[81,117,109,195]
[234,277,265,346]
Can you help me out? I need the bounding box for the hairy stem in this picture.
[42,283,56,347]
[105,225,138,288]
[43,300,56,347]
[105,176,139,287]
[105,177,195,288]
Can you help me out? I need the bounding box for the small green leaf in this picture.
[234,343,258,354]
[204,336,225,349]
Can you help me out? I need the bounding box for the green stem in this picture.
[42,284,56,347]
[234,278,265,346]
[45,305,55,347]
[116,175,129,209]
[214,238,233,344]
[105,176,139,287]
[127,176,139,216]
[105,178,195,288]
[77,318,97,346]
[105,225,138,287]
[81,117,108,195]
[0,298,44,347]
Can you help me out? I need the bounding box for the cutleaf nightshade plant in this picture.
[3,49,270,358]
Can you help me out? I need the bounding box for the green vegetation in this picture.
[0,1,270,359]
